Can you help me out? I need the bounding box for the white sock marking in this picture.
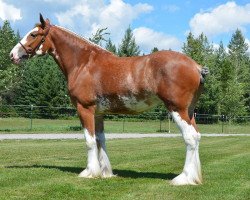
[171,111,202,185]
[96,132,114,177]
[79,128,101,178]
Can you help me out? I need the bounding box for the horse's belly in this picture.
[96,94,161,114]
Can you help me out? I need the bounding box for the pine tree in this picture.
[213,42,226,115]
[210,42,245,116]
[118,26,140,57]
[219,58,246,116]
[0,21,18,70]
[105,38,117,54]
[228,29,250,113]
[228,29,249,82]
[151,47,159,53]
[0,20,20,104]
[14,56,70,118]
[183,32,213,66]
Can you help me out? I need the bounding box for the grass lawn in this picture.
[0,117,249,134]
[0,137,249,200]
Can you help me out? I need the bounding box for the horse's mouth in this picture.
[12,55,29,65]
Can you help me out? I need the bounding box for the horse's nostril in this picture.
[10,53,14,60]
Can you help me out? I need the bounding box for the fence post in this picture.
[159,111,164,132]
[221,115,224,133]
[159,118,162,132]
[122,117,125,132]
[168,113,171,133]
[30,104,33,130]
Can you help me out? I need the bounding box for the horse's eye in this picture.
[30,33,37,38]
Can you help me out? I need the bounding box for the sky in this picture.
[1,0,250,53]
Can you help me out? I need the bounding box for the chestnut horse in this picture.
[10,14,209,185]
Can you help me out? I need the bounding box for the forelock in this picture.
[34,23,42,29]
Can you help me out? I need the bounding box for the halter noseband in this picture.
[19,26,50,57]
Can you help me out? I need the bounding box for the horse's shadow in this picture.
[6,165,177,180]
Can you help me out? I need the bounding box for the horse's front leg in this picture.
[77,104,101,178]
[95,115,115,178]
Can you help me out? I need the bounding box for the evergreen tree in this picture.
[151,47,159,53]
[13,56,70,118]
[212,42,246,116]
[105,38,117,54]
[0,20,20,104]
[183,32,214,66]
[118,26,140,57]
[228,29,250,113]
[219,58,247,116]
[228,29,249,82]
[214,42,226,115]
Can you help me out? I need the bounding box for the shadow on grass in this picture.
[6,165,177,180]
[113,169,177,180]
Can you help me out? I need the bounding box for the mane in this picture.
[55,25,109,53]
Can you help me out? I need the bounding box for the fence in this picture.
[0,105,249,134]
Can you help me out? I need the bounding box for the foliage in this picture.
[228,29,250,113]
[182,31,249,117]
[0,20,250,119]
[13,56,70,118]
[89,27,110,45]
[0,21,20,102]
[105,38,117,54]
[118,26,140,57]
[151,47,159,53]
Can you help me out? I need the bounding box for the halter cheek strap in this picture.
[19,26,50,57]
[19,36,46,57]
[19,41,30,54]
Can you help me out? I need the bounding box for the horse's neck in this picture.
[49,26,106,78]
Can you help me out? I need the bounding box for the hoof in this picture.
[101,172,117,178]
[170,172,202,186]
[79,168,101,178]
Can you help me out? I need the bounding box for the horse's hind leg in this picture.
[95,115,114,178]
[170,109,202,185]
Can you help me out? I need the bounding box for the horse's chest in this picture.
[96,93,161,114]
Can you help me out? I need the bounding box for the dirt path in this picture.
[0,133,249,140]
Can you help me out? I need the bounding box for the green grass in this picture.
[0,117,82,133]
[0,117,249,134]
[0,137,249,199]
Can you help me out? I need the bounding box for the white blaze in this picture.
[10,27,39,61]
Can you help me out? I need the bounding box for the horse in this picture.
[10,14,209,185]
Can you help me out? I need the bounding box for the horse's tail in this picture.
[188,65,209,120]
[199,66,209,84]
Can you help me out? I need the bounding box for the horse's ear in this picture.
[40,13,46,29]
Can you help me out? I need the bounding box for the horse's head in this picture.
[10,14,52,64]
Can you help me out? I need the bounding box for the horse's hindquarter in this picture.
[150,51,201,110]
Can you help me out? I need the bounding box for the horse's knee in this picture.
[171,111,200,148]
[183,127,200,149]
[84,128,97,148]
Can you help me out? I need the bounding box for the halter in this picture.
[19,25,50,57]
